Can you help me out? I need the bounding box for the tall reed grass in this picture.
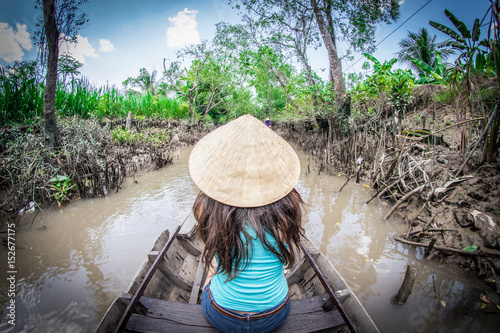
[0,76,44,124]
[0,76,187,125]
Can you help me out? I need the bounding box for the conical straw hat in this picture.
[189,114,300,207]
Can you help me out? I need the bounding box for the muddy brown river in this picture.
[0,144,497,332]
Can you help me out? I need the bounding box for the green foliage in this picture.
[123,68,161,95]
[111,128,140,145]
[1,66,187,124]
[351,54,415,115]
[430,6,499,163]
[111,127,169,146]
[0,61,44,124]
[56,78,100,118]
[236,0,400,55]
[34,0,90,65]
[411,51,449,85]
[119,92,186,119]
[430,9,492,76]
[386,69,415,114]
[435,89,454,104]
[395,27,455,75]
[49,174,77,207]
[248,46,289,116]
[58,54,83,84]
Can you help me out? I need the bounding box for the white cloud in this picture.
[0,22,32,62]
[166,8,201,48]
[99,39,115,52]
[59,34,98,64]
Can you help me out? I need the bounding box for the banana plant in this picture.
[411,51,447,84]
[431,6,500,164]
[430,9,489,74]
[353,53,415,116]
[362,53,398,95]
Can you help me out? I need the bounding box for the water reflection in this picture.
[0,144,497,332]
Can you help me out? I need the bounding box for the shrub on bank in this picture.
[0,117,178,224]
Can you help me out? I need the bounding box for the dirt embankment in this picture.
[277,92,500,294]
[0,119,211,230]
[2,105,499,293]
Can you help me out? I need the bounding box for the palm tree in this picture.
[395,27,454,74]
[123,68,160,95]
[58,54,83,85]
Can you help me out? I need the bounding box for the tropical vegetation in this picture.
[1,0,499,218]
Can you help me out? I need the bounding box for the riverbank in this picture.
[0,118,211,230]
[2,143,497,333]
[2,108,499,309]
[275,101,500,308]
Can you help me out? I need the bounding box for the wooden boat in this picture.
[96,214,379,333]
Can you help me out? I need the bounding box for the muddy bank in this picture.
[0,118,211,229]
[276,114,500,298]
[2,113,499,298]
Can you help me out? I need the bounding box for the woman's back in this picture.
[209,226,288,312]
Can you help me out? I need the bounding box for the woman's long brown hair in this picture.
[193,188,305,282]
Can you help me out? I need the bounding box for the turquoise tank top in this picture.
[209,226,289,312]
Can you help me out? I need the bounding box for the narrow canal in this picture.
[0,144,496,332]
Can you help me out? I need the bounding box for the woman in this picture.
[188,114,305,333]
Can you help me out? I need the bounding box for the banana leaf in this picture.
[435,52,443,77]
[445,9,471,39]
[440,40,466,50]
[476,52,486,72]
[472,18,481,42]
[429,20,465,43]
[410,58,443,81]
[364,53,381,68]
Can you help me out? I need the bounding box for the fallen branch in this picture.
[417,212,437,238]
[407,228,457,236]
[338,175,353,193]
[425,237,438,257]
[394,237,484,256]
[393,265,418,304]
[423,117,486,137]
[409,191,433,225]
[384,184,426,220]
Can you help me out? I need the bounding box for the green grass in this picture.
[0,77,188,124]
[0,76,44,124]
[435,89,454,104]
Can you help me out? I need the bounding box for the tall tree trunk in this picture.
[192,87,199,123]
[311,0,351,122]
[204,85,223,116]
[310,0,345,97]
[297,50,316,86]
[188,90,193,120]
[43,0,59,148]
[269,67,299,110]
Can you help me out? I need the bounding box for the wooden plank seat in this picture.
[120,293,345,333]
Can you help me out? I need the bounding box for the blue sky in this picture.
[0,0,494,88]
